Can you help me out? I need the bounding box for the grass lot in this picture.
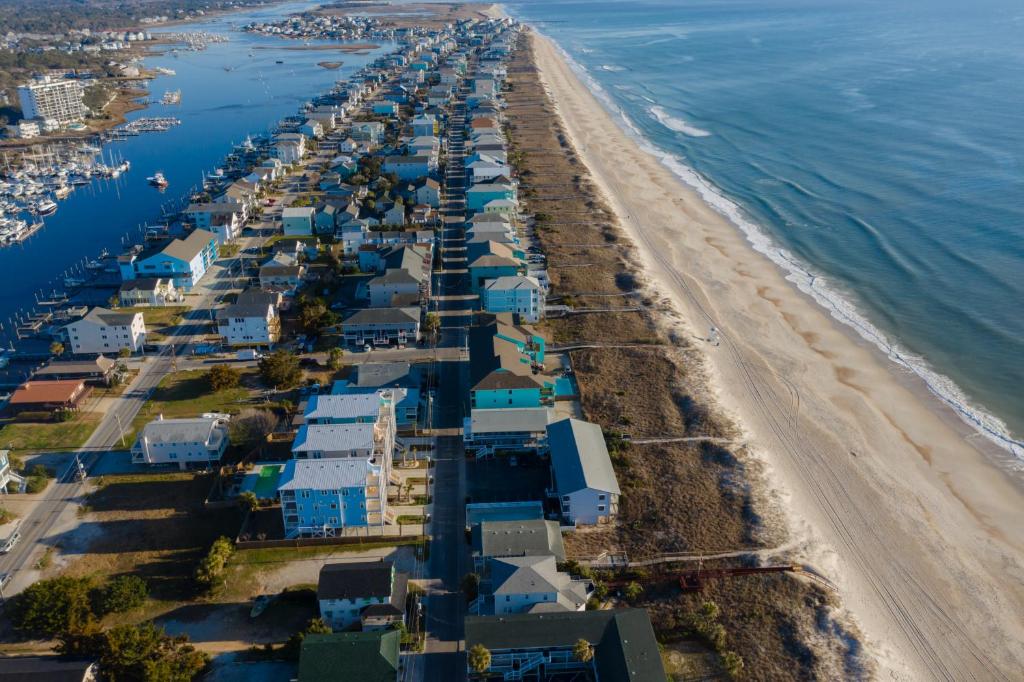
[63,472,242,607]
[0,411,101,452]
[222,539,424,601]
[120,306,187,330]
[217,243,241,258]
[129,369,266,439]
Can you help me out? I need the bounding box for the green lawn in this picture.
[217,243,241,258]
[120,306,187,329]
[129,369,265,438]
[0,412,102,452]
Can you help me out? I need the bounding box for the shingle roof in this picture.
[485,275,541,291]
[119,278,166,292]
[298,631,399,682]
[475,519,566,562]
[0,656,96,682]
[34,356,115,378]
[277,458,373,491]
[343,308,419,326]
[9,380,85,406]
[216,303,273,321]
[81,306,139,327]
[317,560,393,601]
[350,362,414,388]
[547,418,620,496]
[465,609,665,682]
[161,229,215,263]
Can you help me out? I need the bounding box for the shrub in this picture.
[258,350,302,389]
[207,364,241,391]
[59,623,208,681]
[10,576,95,638]
[95,575,147,615]
[195,536,234,591]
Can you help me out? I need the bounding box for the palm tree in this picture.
[573,638,594,663]
[468,643,491,674]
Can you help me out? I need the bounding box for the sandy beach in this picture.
[529,30,1024,680]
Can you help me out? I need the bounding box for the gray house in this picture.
[547,418,620,526]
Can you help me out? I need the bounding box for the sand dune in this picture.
[530,31,1024,680]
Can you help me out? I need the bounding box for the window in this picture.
[598,505,606,512]
[598,494,606,501]
[301,491,311,499]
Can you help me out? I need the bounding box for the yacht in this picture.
[34,198,57,216]
[147,172,169,188]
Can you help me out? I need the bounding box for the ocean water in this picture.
[504,0,1024,458]
[0,1,386,335]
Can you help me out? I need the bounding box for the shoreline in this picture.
[526,27,1024,681]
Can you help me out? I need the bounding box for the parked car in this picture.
[0,572,11,590]
[1,531,21,554]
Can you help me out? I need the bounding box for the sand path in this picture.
[531,32,1024,681]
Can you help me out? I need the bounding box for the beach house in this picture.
[215,300,280,347]
[282,206,315,236]
[298,631,400,682]
[118,278,180,307]
[547,418,620,525]
[483,275,543,322]
[277,458,389,536]
[131,415,229,469]
[316,560,408,631]
[464,609,665,681]
[473,554,591,616]
[119,229,218,292]
[63,308,146,355]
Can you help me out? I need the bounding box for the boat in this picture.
[147,172,169,188]
[250,595,272,618]
[34,198,57,216]
[276,60,284,64]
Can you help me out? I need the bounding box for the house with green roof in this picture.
[465,609,665,681]
[298,631,400,682]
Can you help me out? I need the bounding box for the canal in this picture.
[0,0,390,338]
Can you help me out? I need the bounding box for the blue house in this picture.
[467,183,516,212]
[468,242,523,294]
[119,229,218,292]
[278,458,387,537]
[332,362,421,429]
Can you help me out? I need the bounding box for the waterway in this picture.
[0,0,388,340]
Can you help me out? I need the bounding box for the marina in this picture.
[0,0,390,354]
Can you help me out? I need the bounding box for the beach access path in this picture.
[529,31,1024,682]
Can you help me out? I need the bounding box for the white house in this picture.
[483,275,543,323]
[317,560,408,631]
[0,450,26,493]
[282,206,315,236]
[118,278,180,307]
[131,415,229,469]
[547,418,620,525]
[272,132,306,164]
[476,554,591,616]
[216,302,280,347]
[64,308,146,355]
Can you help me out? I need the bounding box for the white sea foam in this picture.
[542,32,1024,463]
[600,64,626,72]
[649,105,712,137]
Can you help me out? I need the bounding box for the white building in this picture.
[547,418,620,526]
[215,302,280,347]
[18,76,88,125]
[476,554,591,616]
[131,416,229,469]
[64,308,146,355]
[483,275,543,323]
[317,561,408,631]
[272,132,307,164]
[118,278,180,307]
[0,450,26,493]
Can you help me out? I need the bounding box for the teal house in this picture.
[466,182,516,212]
[468,314,553,410]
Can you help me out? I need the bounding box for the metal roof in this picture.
[291,423,376,453]
[277,458,373,490]
[304,394,381,421]
[475,519,566,562]
[469,407,552,434]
